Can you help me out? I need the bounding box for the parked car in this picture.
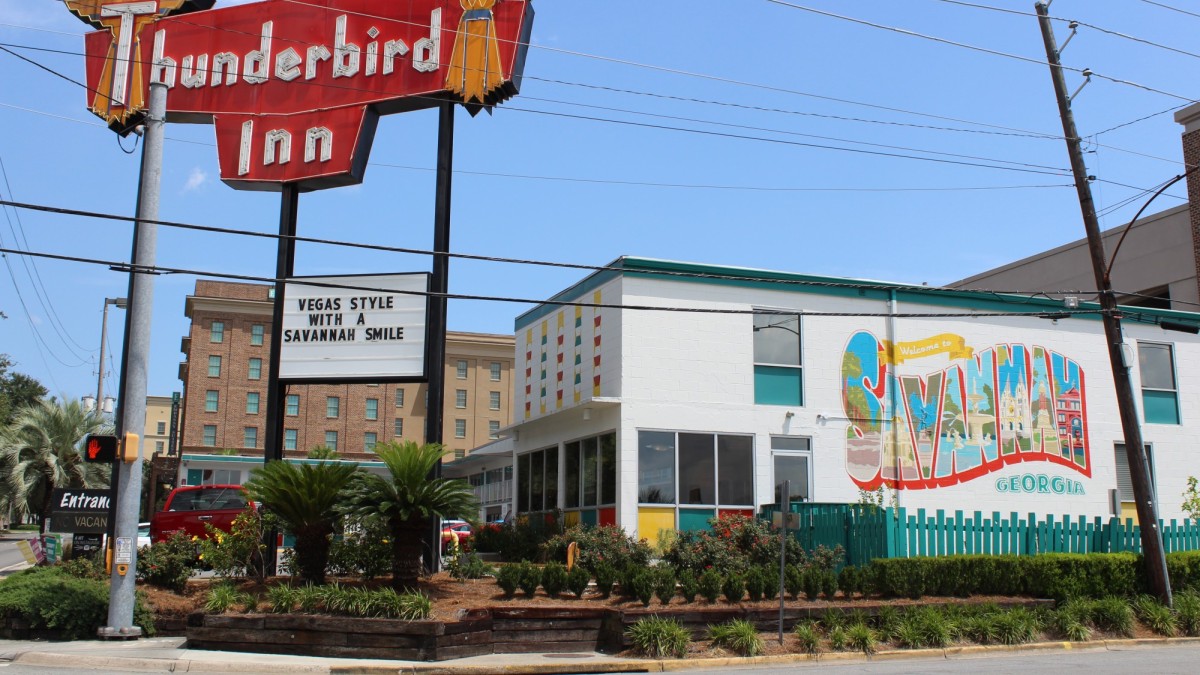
[149,485,252,544]
[137,522,152,549]
[441,520,472,552]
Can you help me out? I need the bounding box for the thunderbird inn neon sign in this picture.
[69,0,534,191]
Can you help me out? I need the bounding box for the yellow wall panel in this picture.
[637,507,676,548]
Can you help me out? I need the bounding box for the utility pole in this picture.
[1035,2,1172,605]
[101,81,166,637]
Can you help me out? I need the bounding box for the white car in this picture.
[137,523,152,549]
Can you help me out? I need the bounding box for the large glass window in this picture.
[563,432,617,509]
[366,398,378,420]
[771,436,812,504]
[638,430,755,507]
[210,321,224,343]
[1139,342,1179,424]
[248,358,262,380]
[600,433,617,505]
[581,437,598,507]
[517,446,560,512]
[565,441,580,507]
[250,324,264,346]
[286,394,299,416]
[753,313,802,406]
[205,390,219,412]
[246,392,259,414]
[207,355,222,377]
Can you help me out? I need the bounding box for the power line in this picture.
[0,244,1122,322]
[763,0,1200,103]
[0,197,1120,299]
[1140,0,1200,21]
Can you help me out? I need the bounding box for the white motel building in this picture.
[506,257,1200,546]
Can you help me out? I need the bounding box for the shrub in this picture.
[57,556,105,581]
[472,512,562,562]
[820,570,838,600]
[677,569,699,603]
[827,625,847,651]
[793,621,822,655]
[784,564,805,600]
[267,584,298,613]
[544,525,652,572]
[802,568,822,601]
[760,566,780,601]
[541,562,568,598]
[699,569,723,603]
[196,508,273,583]
[373,589,431,620]
[630,570,655,607]
[619,565,641,599]
[327,518,393,580]
[874,605,901,642]
[664,513,805,574]
[136,532,197,593]
[205,582,240,614]
[0,567,154,639]
[708,619,763,657]
[295,583,323,613]
[1133,594,1177,636]
[846,623,877,655]
[1091,596,1135,636]
[567,565,591,599]
[722,572,746,603]
[838,565,860,600]
[821,608,847,631]
[447,549,496,580]
[495,564,521,599]
[591,562,617,598]
[994,608,1037,645]
[653,567,677,606]
[744,567,765,602]
[627,616,690,658]
[915,607,953,648]
[1174,590,1200,636]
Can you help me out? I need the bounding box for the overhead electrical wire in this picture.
[1139,0,1200,21]
[0,244,1122,322]
[0,197,1117,299]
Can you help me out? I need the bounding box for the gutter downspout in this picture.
[887,290,901,512]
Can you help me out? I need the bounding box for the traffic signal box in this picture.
[83,433,141,463]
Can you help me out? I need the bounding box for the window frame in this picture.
[365,398,378,420]
[207,355,222,377]
[394,418,403,437]
[455,389,467,409]
[1138,341,1180,424]
[285,394,299,416]
[490,362,502,381]
[250,323,264,346]
[489,391,501,411]
[770,435,813,504]
[752,312,803,406]
[562,432,618,510]
[324,430,338,451]
[489,420,501,439]
[210,320,224,343]
[246,392,260,415]
[454,418,466,438]
[456,360,468,379]
[326,396,340,419]
[243,426,257,449]
[248,357,262,380]
[204,390,219,413]
[284,428,298,451]
[636,429,756,510]
[364,432,377,453]
[202,424,217,447]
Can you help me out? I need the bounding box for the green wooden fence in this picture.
[758,503,1200,567]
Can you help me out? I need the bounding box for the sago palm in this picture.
[342,441,478,591]
[244,459,359,584]
[0,398,109,533]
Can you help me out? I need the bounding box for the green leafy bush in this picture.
[846,622,877,655]
[630,570,655,607]
[784,564,804,600]
[544,525,652,573]
[722,572,745,603]
[994,607,1037,645]
[760,566,780,601]
[653,567,677,606]
[541,562,567,598]
[267,584,298,613]
[0,567,154,639]
[820,570,838,600]
[494,564,520,599]
[867,553,1145,600]
[744,567,765,602]
[566,565,591,598]
[57,556,105,581]
[591,562,617,598]
[471,512,562,562]
[517,561,541,597]
[793,621,822,655]
[1174,590,1200,636]
[821,608,847,631]
[627,616,690,658]
[708,619,763,657]
[663,513,806,574]
[838,565,860,600]
[1091,596,1135,636]
[196,508,273,583]
[677,569,699,603]
[699,569,722,603]
[827,625,847,651]
[136,532,197,593]
[327,518,392,580]
[446,549,496,580]
[1133,594,1177,636]
[204,582,240,613]
[802,568,821,601]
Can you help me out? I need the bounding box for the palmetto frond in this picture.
[245,460,360,533]
[342,441,478,524]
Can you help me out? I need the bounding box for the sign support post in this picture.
[424,101,455,574]
[102,81,166,639]
[263,184,300,575]
[778,480,789,645]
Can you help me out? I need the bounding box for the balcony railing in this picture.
[473,479,512,505]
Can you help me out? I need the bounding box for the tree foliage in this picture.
[0,354,48,428]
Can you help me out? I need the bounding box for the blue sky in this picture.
[0,0,1197,403]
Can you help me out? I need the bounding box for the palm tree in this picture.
[0,399,109,533]
[342,441,478,590]
[243,459,359,584]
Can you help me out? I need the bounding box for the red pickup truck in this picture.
[149,485,252,544]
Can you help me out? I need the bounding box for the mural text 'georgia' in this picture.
[842,331,1090,490]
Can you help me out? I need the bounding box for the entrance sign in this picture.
[280,273,429,381]
[76,0,535,190]
[49,488,113,534]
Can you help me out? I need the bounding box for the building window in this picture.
[637,430,754,508]
[489,420,500,439]
[286,394,299,416]
[207,355,222,377]
[489,391,501,410]
[155,440,164,453]
[490,362,502,381]
[202,425,217,446]
[248,358,262,380]
[395,389,405,407]
[771,436,812,503]
[394,418,403,437]
[1114,443,1157,515]
[455,449,466,460]
[204,390,219,413]
[517,446,559,512]
[454,419,466,438]
[754,313,802,406]
[456,360,468,379]
[326,396,340,419]
[284,429,298,451]
[243,427,257,449]
[250,324,264,346]
[210,321,224,343]
[1139,342,1179,424]
[455,389,467,409]
[157,421,166,435]
[246,392,260,414]
[563,432,617,509]
[325,431,338,451]
[364,432,377,453]
[366,398,378,420]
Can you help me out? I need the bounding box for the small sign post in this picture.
[778,479,790,645]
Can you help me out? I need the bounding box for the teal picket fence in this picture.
[758,503,1200,567]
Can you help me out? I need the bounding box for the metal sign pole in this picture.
[779,479,790,645]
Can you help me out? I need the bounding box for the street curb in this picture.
[10,636,1200,674]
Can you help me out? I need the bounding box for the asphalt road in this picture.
[0,535,30,574]
[677,643,1200,675]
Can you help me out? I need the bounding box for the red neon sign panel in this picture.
[76,1,534,191]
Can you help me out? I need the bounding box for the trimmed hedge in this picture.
[867,551,1200,601]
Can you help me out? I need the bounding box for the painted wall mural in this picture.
[842,330,1090,490]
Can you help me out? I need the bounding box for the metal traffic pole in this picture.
[100,81,166,639]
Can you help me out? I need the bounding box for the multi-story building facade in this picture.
[177,281,514,485]
[143,395,179,457]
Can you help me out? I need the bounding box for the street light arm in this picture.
[1106,166,1200,283]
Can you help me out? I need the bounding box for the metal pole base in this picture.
[97,625,143,640]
